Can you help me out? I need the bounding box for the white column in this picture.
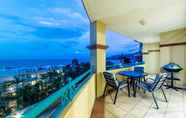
[88,21,107,97]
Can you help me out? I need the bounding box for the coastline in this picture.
[0,59,71,79]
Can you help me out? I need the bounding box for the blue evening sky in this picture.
[0,0,139,60]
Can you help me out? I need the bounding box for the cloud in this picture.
[50,7,89,25]
[0,14,21,21]
[0,1,90,60]
[58,40,80,48]
[0,13,35,28]
[106,31,140,56]
[39,20,56,26]
[35,17,68,27]
[74,0,83,7]
[0,13,86,40]
[32,26,84,39]
[79,31,89,40]
[75,50,80,54]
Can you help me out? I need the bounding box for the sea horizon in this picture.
[0,59,89,78]
[0,59,89,68]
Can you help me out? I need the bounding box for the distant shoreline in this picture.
[0,59,88,68]
[0,59,87,78]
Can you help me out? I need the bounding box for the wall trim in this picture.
[160,42,186,47]
[148,49,160,52]
[143,52,149,55]
[143,49,160,55]
[87,44,109,50]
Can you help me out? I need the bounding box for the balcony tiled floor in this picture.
[91,87,186,118]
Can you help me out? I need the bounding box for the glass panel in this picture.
[106,31,144,70]
[0,0,90,117]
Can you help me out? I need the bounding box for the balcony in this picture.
[1,0,185,118]
[92,87,186,118]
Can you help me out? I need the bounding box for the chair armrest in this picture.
[144,72,150,76]
[117,80,127,88]
[115,73,128,81]
[146,77,155,81]
[144,74,156,83]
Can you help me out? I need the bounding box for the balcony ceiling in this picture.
[83,0,186,43]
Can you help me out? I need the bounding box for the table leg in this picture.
[132,79,136,97]
[166,72,179,91]
[171,72,174,88]
[138,77,142,90]
[127,79,130,97]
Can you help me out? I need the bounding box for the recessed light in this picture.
[139,19,146,26]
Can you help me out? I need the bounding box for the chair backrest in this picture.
[134,66,144,72]
[103,72,118,88]
[151,73,167,91]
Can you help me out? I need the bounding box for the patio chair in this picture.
[134,66,145,89]
[103,71,127,104]
[137,73,168,109]
[134,66,144,72]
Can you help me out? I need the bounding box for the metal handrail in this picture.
[16,69,92,118]
[106,61,145,70]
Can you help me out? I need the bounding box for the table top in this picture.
[118,70,145,78]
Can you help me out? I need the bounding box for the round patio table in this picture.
[118,71,145,97]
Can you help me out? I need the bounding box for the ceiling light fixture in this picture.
[139,19,146,26]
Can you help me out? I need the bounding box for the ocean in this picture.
[0,59,77,78]
[0,59,72,68]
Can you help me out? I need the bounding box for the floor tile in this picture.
[144,112,165,118]
[91,89,186,118]
[164,111,184,118]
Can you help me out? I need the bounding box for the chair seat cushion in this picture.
[145,79,155,84]
[118,80,127,88]
[137,81,153,92]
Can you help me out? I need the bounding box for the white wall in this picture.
[160,47,171,66]
[171,46,186,86]
[148,51,160,73]
[143,43,160,73]
[160,28,186,87]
